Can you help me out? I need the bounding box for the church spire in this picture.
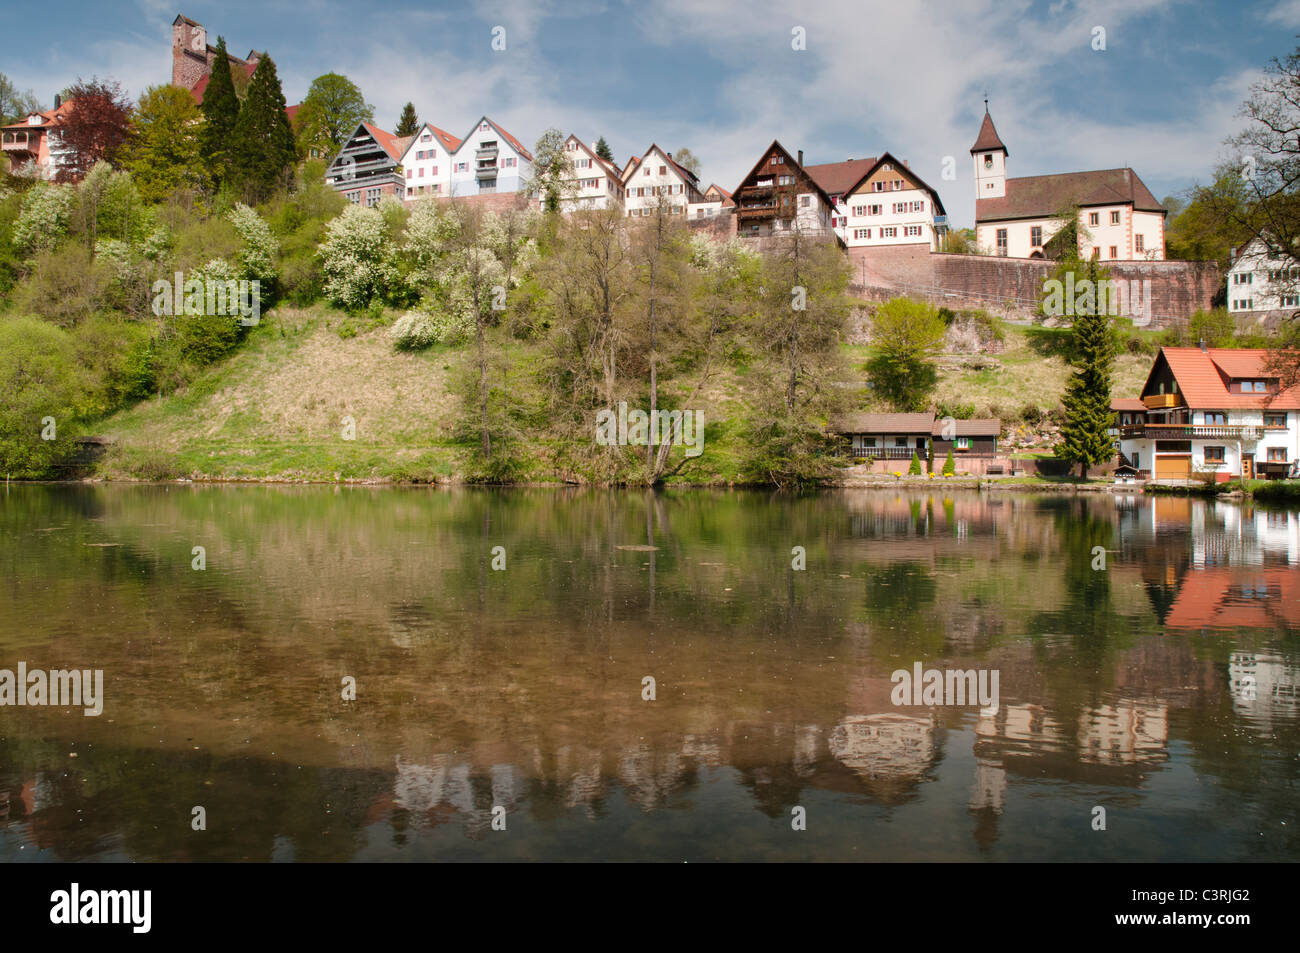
[970,106,1007,156]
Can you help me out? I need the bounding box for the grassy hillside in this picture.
[94,307,1156,483]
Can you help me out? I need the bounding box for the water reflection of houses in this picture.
[1228,652,1300,732]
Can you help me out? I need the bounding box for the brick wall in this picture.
[845,246,1220,327]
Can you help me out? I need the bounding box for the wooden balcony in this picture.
[737,204,779,221]
[850,446,927,460]
[1,131,36,153]
[1142,393,1182,409]
[1121,423,1262,440]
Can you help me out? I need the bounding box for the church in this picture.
[971,106,1166,261]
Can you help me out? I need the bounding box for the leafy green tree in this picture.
[1056,287,1117,479]
[394,102,418,137]
[296,73,374,158]
[0,317,88,477]
[526,128,574,214]
[0,72,41,124]
[123,84,209,203]
[228,55,296,204]
[199,37,240,187]
[1189,308,1236,348]
[865,297,945,411]
[1164,170,1252,265]
[671,147,700,177]
[595,136,613,163]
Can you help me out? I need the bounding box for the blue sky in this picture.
[5,0,1297,226]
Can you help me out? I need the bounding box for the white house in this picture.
[550,134,625,211]
[622,144,705,217]
[687,183,733,221]
[398,123,463,201]
[447,116,533,196]
[1116,345,1300,482]
[1227,236,1300,316]
[806,152,947,250]
[970,107,1166,261]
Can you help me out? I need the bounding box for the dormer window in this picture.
[1242,380,1268,393]
[984,154,993,168]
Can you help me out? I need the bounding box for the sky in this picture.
[3,0,1297,227]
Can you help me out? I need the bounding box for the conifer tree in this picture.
[908,450,922,475]
[595,136,613,163]
[395,102,419,137]
[229,54,296,203]
[199,37,240,187]
[1056,261,1117,479]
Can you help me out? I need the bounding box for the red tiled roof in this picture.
[970,110,1007,154]
[1111,398,1147,412]
[0,98,74,131]
[934,418,1001,437]
[804,157,877,197]
[976,167,1164,223]
[838,151,948,215]
[1149,347,1300,410]
[363,122,407,161]
[458,117,532,162]
[831,412,936,434]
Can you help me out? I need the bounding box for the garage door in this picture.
[1155,455,1191,480]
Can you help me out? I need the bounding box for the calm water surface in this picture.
[0,485,1297,861]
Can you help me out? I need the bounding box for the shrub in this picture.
[11,183,73,255]
[228,202,278,285]
[0,316,89,476]
[908,450,922,475]
[10,244,115,326]
[319,204,401,311]
[942,447,955,475]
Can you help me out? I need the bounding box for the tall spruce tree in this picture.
[595,136,613,163]
[229,54,296,203]
[395,102,419,137]
[1056,257,1117,479]
[199,37,240,187]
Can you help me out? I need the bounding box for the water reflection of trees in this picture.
[0,486,1297,860]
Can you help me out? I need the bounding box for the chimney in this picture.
[903,159,910,168]
[1198,338,1208,353]
[53,93,61,109]
[797,149,803,166]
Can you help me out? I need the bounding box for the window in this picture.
[996,228,1007,256]
[1264,413,1287,428]
[895,437,908,448]
[1204,446,1225,463]
[873,181,884,192]
[883,163,892,171]
[853,205,866,216]
[1243,380,1268,393]
[456,162,468,172]
[882,226,897,238]
[1268,447,1288,462]
[422,133,432,142]
[1088,212,1100,226]
[955,437,972,450]
[1031,226,1043,247]
[406,169,412,179]
[892,180,902,190]
[905,225,922,236]
[1204,412,1226,425]
[1135,235,1144,253]
[869,204,881,215]
[983,154,993,168]
[1109,246,1117,259]
[800,195,810,207]
[659,165,667,175]
[854,228,871,239]
[346,191,360,204]
[863,438,877,448]
[1110,210,1120,225]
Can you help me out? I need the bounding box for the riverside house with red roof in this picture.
[0,96,75,178]
[325,122,412,205]
[397,122,463,201]
[549,134,625,211]
[971,106,1166,261]
[806,152,948,251]
[1116,345,1300,481]
[447,117,533,196]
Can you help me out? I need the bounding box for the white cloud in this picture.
[1263,0,1300,26]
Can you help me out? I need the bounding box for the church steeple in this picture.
[971,103,1007,201]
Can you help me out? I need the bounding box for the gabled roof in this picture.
[362,122,408,161]
[562,134,621,180]
[830,412,936,434]
[732,139,838,212]
[397,122,461,162]
[1165,568,1300,630]
[841,151,948,215]
[804,157,877,198]
[454,116,534,162]
[623,143,701,191]
[970,109,1007,155]
[934,418,1000,437]
[705,183,733,205]
[1141,347,1300,410]
[0,98,75,131]
[976,167,1164,223]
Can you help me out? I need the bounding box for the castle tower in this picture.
[171,15,210,90]
[970,103,1007,201]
